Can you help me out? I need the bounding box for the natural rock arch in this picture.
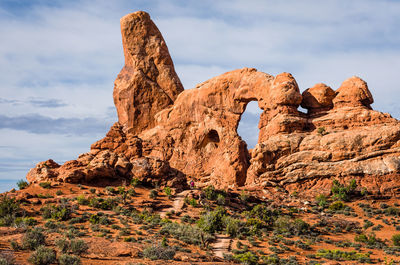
[26,11,400,196]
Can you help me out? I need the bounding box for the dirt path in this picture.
[160,190,191,218]
[213,234,231,259]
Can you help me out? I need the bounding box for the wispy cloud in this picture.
[0,114,111,135]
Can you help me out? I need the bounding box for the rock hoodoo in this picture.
[26,11,400,195]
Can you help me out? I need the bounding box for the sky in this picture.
[1,0,399,192]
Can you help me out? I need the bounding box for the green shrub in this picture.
[56,238,88,255]
[392,234,400,246]
[331,179,357,201]
[39,182,51,189]
[89,214,100,224]
[131,177,141,187]
[274,217,310,236]
[17,180,29,190]
[223,216,240,237]
[55,238,70,253]
[0,196,21,226]
[28,246,56,265]
[385,207,400,216]
[216,194,226,205]
[22,228,45,250]
[197,206,226,233]
[58,254,81,265]
[329,201,346,211]
[89,188,96,194]
[315,249,370,262]
[143,243,176,260]
[204,185,217,200]
[0,251,16,265]
[41,204,72,221]
[163,187,172,197]
[186,197,197,207]
[149,189,158,199]
[127,188,136,196]
[56,190,63,196]
[160,222,213,247]
[246,204,280,227]
[76,195,89,205]
[89,197,118,210]
[355,233,378,246]
[317,127,326,135]
[315,194,328,208]
[233,251,259,265]
[14,217,37,227]
[69,239,88,255]
[240,191,250,203]
[105,186,116,195]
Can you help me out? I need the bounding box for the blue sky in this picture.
[1,0,400,191]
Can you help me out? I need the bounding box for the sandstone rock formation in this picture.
[26,11,400,195]
[114,11,184,135]
[301,83,336,114]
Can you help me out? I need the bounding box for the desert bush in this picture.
[69,239,89,255]
[317,127,326,135]
[180,214,194,224]
[160,222,213,247]
[56,238,88,255]
[17,180,29,190]
[197,206,226,233]
[14,217,37,227]
[233,251,259,265]
[331,179,357,201]
[76,195,89,205]
[39,182,51,189]
[329,201,346,211]
[55,238,70,253]
[41,204,72,221]
[21,228,45,250]
[58,254,81,265]
[163,187,172,198]
[392,234,400,246]
[216,194,226,205]
[28,246,56,265]
[240,191,250,203]
[105,186,116,195]
[246,204,280,227]
[149,189,158,199]
[274,217,310,236]
[355,233,378,246]
[131,177,141,187]
[143,243,175,260]
[385,207,400,216]
[315,249,370,262]
[0,251,16,265]
[0,196,21,226]
[204,185,217,200]
[89,197,118,210]
[223,216,241,237]
[315,194,328,208]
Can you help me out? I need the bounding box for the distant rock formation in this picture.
[26,11,400,195]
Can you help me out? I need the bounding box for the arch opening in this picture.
[237,101,263,149]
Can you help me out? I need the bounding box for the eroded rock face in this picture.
[333,76,374,109]
[26,11,400,195]
[301,83,336,114]
[114,11,184,134]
